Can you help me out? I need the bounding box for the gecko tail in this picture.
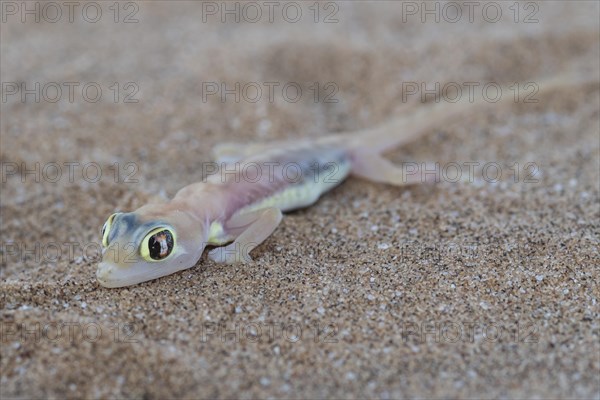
[328,70,598,186]
[331,69,598,156]
[209,69,596,188]
[317,96,494,188]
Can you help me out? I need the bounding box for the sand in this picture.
[1,1,599,398]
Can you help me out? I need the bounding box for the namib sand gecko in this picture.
[96,72,588,287]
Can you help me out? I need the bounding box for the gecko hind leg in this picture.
[208,207,283,264]
[212,141,285,163]
[350,152,439,186]
[212,142,251,164]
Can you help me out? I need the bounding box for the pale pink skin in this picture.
[97,143,353,288]
[97,72,584,287]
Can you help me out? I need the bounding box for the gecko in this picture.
[96,72,590,287]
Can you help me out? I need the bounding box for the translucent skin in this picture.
[97,71,587,287]
[97,144,351,288]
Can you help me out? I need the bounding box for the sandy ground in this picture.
[1,1,599,398]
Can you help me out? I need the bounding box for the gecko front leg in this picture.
[208,207,283,264]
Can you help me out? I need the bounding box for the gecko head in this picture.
[96,208,206,288]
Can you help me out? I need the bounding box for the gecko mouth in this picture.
[96,262,150,288]
[96,255,194,288]
[96,262,146,288]
[96,262,120,288]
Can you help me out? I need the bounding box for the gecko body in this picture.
[96,72,585,287]
[97,143,354,287]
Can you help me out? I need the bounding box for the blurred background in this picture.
[1,1,599,398]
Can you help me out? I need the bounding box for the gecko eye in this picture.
[101,213,119,247]
[140,228,175,261]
